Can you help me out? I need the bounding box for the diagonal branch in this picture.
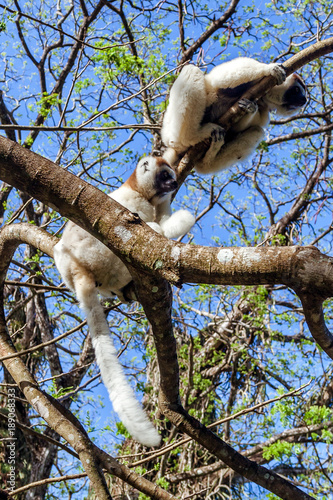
[0,136,333,359]
[130,271,315,500]
[179,0,241,65]
[269,128,332,238]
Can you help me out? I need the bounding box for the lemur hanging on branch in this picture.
[54,156,195,447]
[161,57,307,174]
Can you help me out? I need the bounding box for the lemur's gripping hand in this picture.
[268,63,286,85]
[238,98,258,115]
[211,126,225,143]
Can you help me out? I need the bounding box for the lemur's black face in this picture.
[133,156,179,204]
[155,167,178,196]
[283,78,307,110]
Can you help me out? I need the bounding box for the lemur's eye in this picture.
[161,170,172,179]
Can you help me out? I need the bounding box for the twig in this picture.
[129,380,311,467]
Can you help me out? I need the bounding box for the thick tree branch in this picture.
[130,272,314,500]
[0,136,333,359]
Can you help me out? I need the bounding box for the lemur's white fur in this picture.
[54,156,195,447]
[162,57,307,173]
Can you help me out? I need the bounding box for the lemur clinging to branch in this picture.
[162,57,307,173]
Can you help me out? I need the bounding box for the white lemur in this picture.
[54,156,195,447]
[161,57,307,173]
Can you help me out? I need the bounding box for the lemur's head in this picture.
[126,156,178,205]
[265,73,307,115]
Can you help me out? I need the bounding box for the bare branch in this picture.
[179,0,241,65]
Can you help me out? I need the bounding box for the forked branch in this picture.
[0,141,333,357]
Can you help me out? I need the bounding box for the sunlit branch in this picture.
[1,138,333,359]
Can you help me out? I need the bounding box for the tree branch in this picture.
[130,271,314,500]
[179,0,241,65]
[0,136,333,359]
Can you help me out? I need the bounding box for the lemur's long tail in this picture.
[79,287,160,447]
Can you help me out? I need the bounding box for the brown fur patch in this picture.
[155,156,174,171]
[124,168,138,191]
[123,157,174,198]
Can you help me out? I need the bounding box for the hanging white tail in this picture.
[78,285,161,447]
